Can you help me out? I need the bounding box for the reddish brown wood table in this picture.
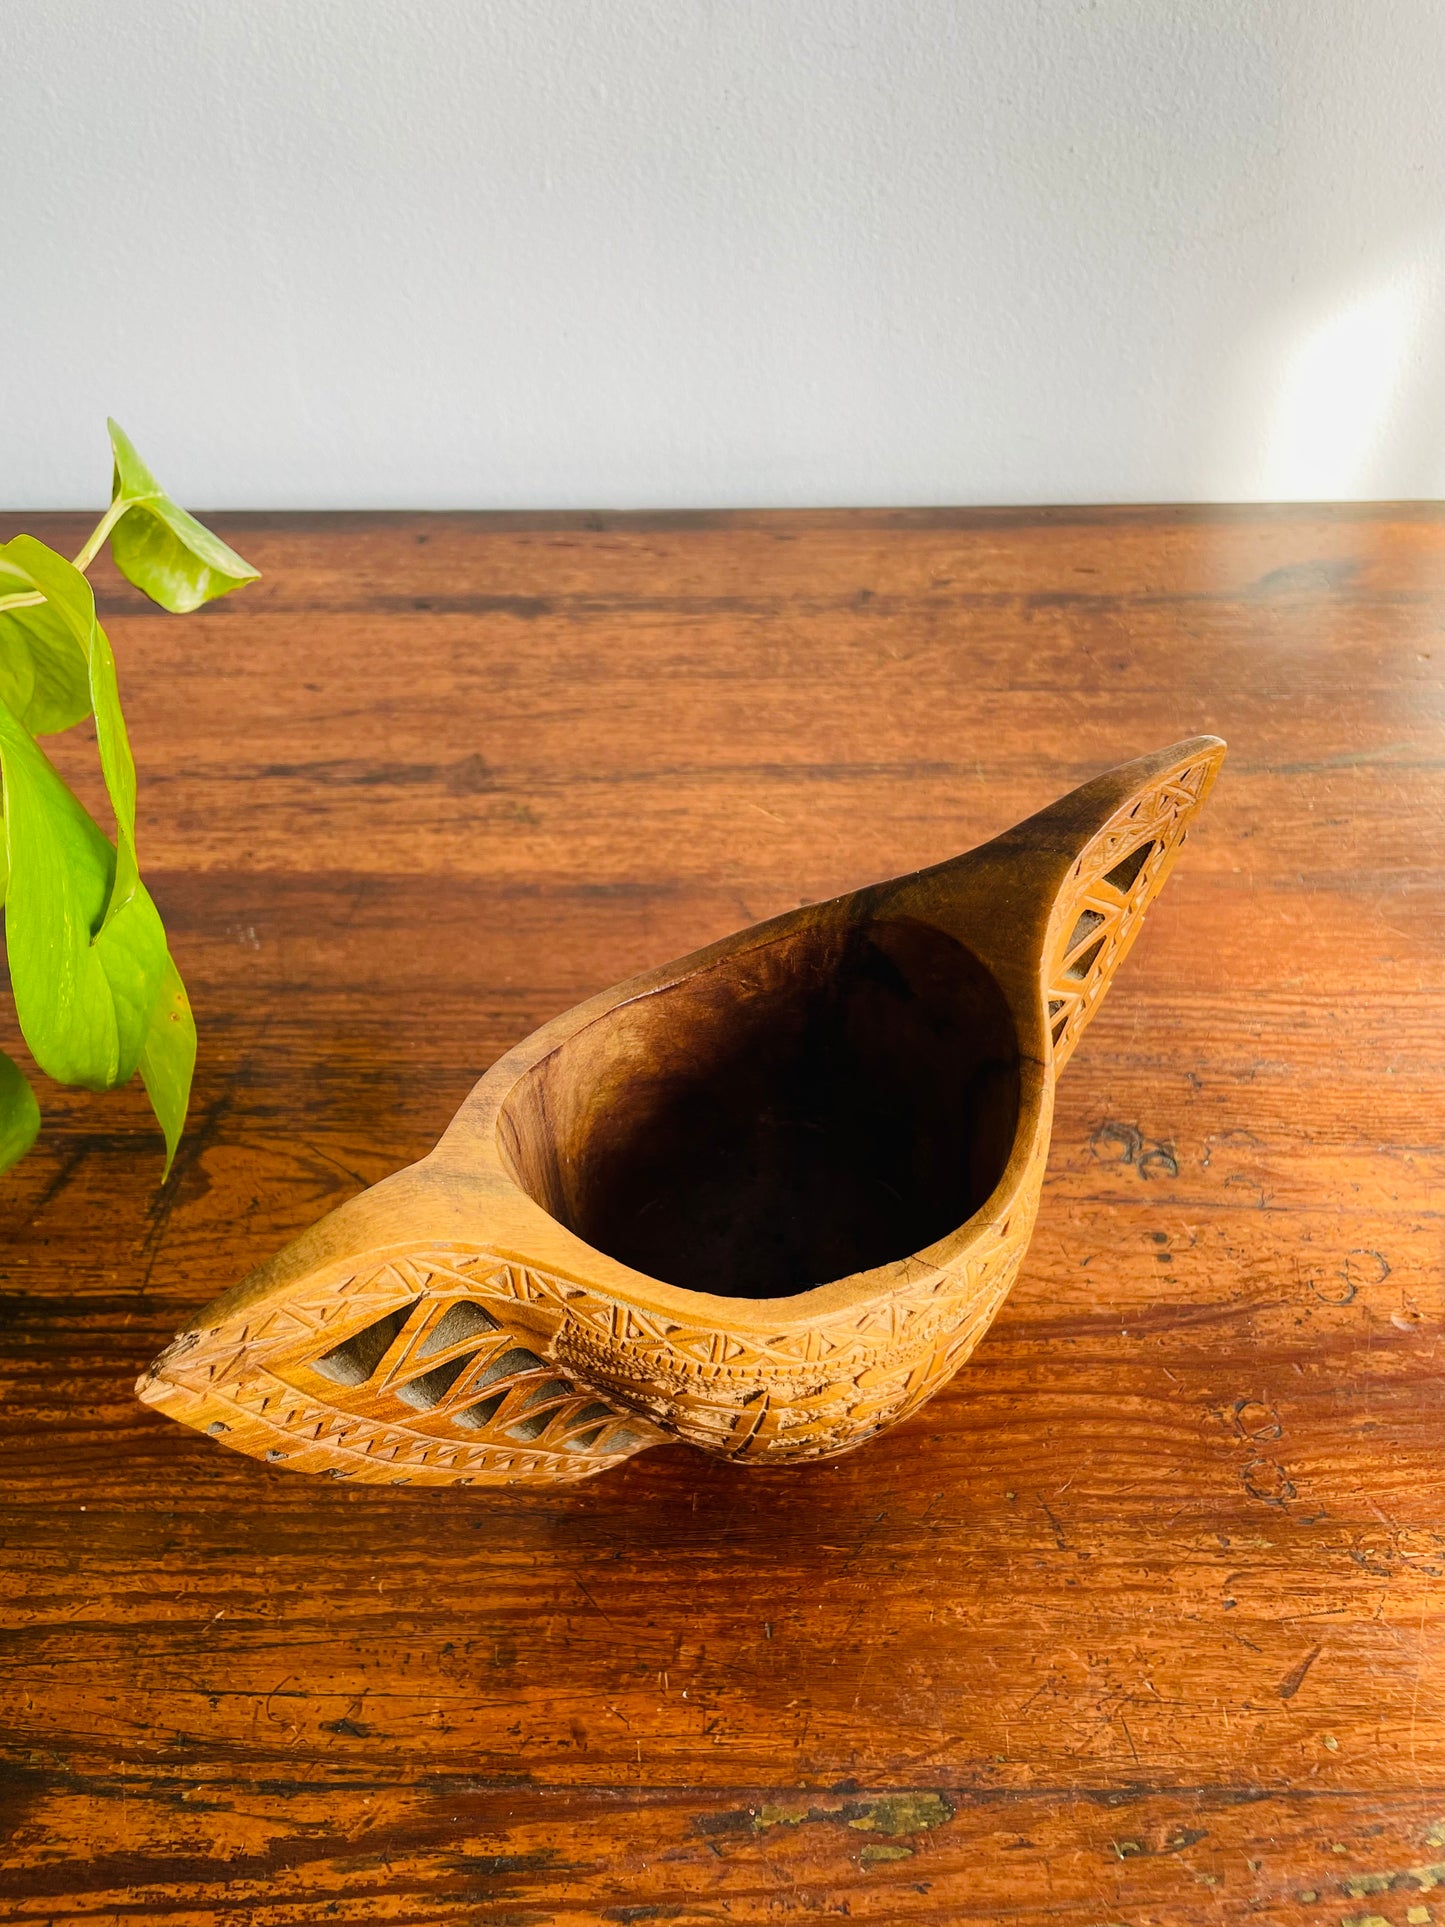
[3,507,1444,1924]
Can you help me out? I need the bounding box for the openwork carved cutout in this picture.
[138,1261,659,1485]
[313,1303,417,1386]
[1043,758,1215,1075]
[1103,840,1155,894]
[138,738,1225,1486]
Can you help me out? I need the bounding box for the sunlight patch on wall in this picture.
[1262,265,1427,498]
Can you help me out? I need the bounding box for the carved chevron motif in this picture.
[140,1196,1038,1482]
[1044,754,1216,1072]
[141,1257,665,1486]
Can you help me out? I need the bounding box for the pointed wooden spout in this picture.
[139,737,1225,1485]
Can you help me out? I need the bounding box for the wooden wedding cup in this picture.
[139,736,1225,1485]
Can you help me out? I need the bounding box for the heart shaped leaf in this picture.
[139,951,196,1176]
[0,1050,41,1175]
[0,537,144,921]
[106,420,260,614]
[0,557,92,736]
[0,690,168,1090]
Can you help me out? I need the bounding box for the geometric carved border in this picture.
[140,1189,1039,1485]
[1044,752,1216,1073]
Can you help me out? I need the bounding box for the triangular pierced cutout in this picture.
[1064,937,1105,982]
[1103,840,1154,894]
[415,1299,499,1358]
[472,1345,546,1388]
[571,1400,621,1429]
[517,1376,573,1413]
[313,1303,418,1386]
[395,1350,480,1411]
[1066,908,1105,954]
[508,1406,565,1443]
[454,1390,506,1429]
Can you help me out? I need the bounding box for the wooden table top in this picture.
[4,505,1443,1924]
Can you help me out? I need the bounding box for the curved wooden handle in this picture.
[1039,737,1225,1073]
[885,735,1226,1072]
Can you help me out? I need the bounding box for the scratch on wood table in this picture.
[2,505,1444,1923]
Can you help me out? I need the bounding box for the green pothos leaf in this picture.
[107,421,260,614]
[0,1050,41,1174]
[139,951,196,1177]
[0,535,145,924]
[0,423,236,1180]
[0,561,91,736]
[0,690,168,1091]
[0,535,195,1161]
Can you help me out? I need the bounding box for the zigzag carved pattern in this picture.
[145,1260,664,1487]
[1044,756,1214,1072]
[144,1185,1040,1483]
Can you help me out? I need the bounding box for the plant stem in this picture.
[72,498,126,574]
[0,591,45,614]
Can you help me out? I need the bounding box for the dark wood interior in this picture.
[498,914,1020,1297]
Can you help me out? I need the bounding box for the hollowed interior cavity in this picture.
[498,915,1020,1299]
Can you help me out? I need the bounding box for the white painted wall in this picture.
[3,2,1443,509]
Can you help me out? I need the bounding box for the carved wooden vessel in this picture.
[139,737,1225,1485]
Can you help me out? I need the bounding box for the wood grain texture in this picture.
[2,505,1443,1922]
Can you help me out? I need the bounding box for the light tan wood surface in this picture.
[2,506,1443,1923]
